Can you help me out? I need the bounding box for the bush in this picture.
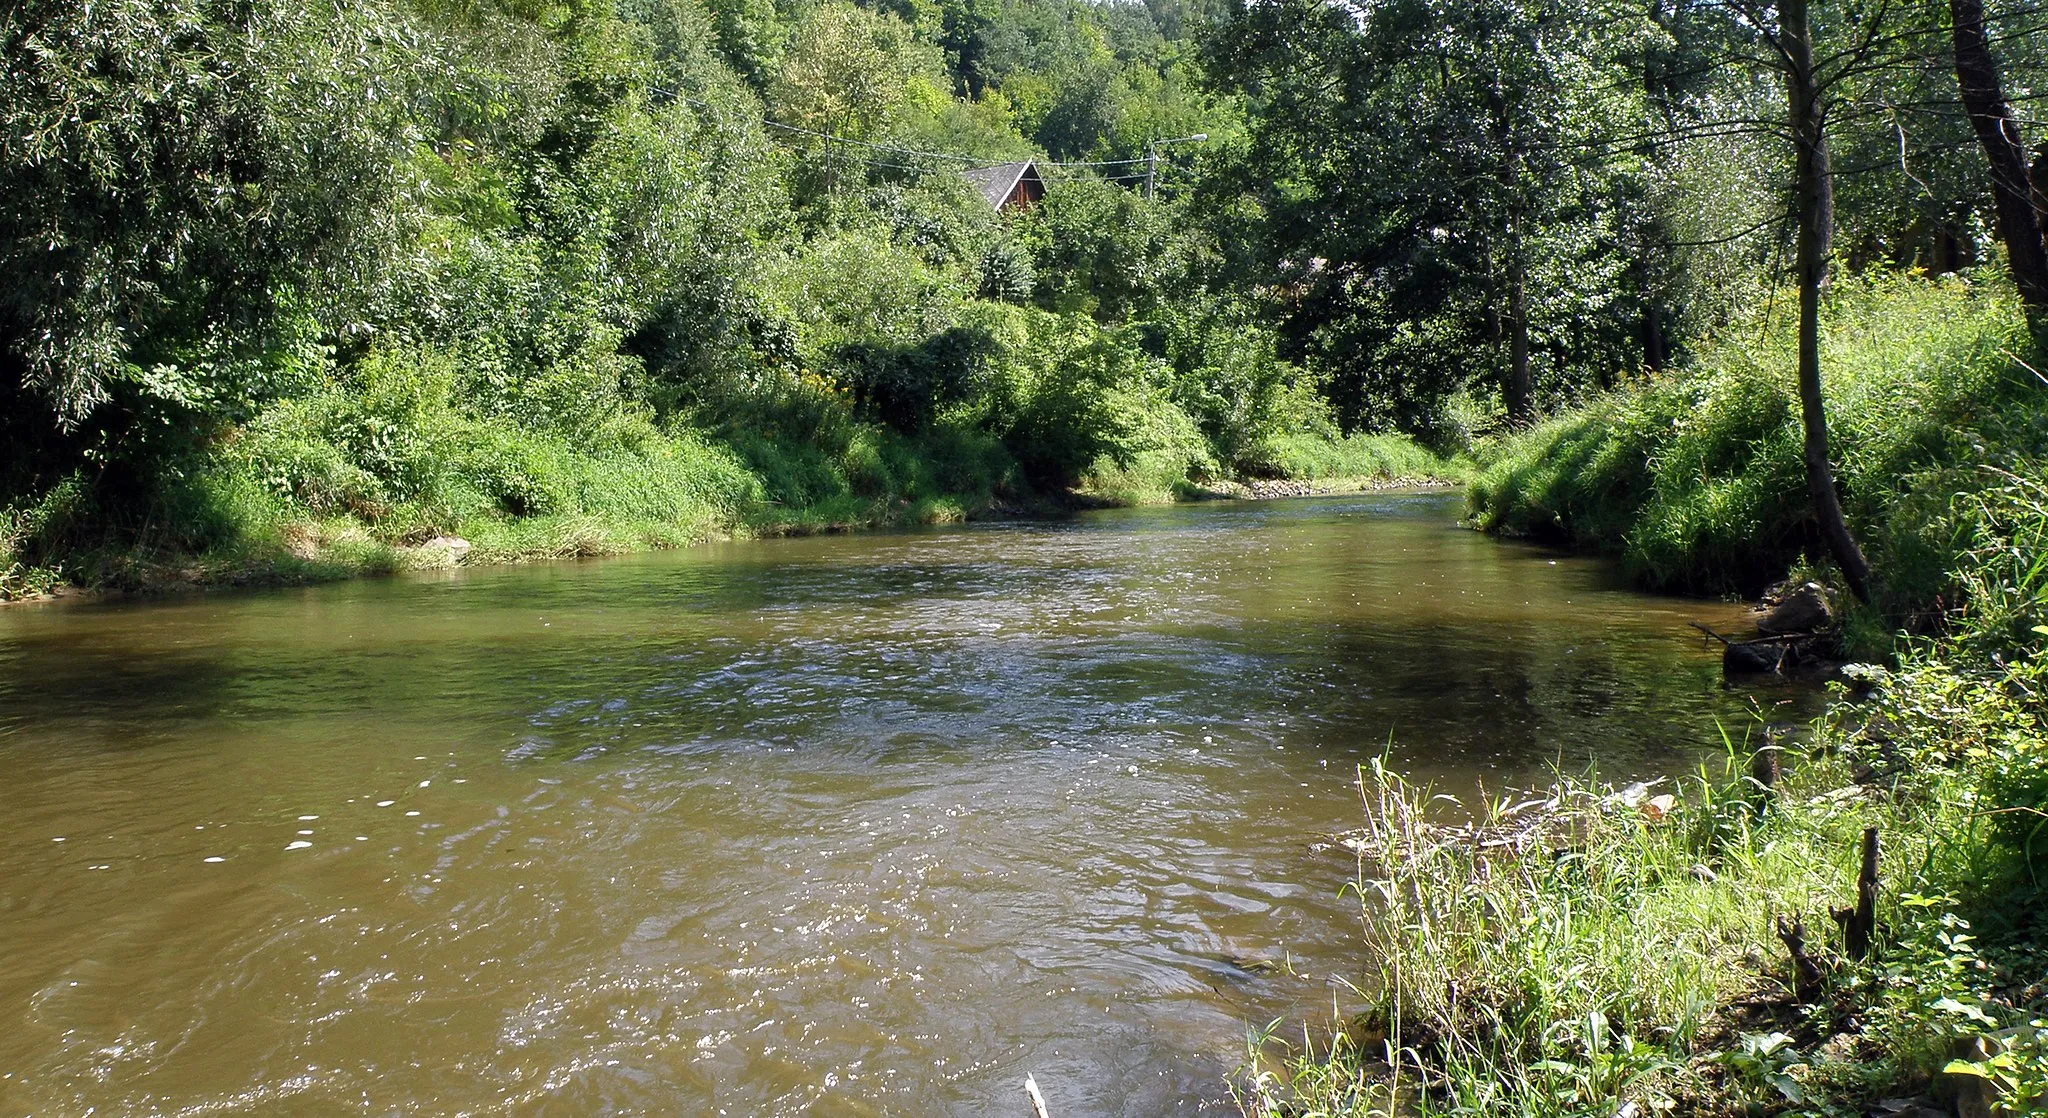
[224,345,762,543]
[1159,303,1331,475]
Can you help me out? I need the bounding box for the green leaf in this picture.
[1742,1031,1796,1057]
[1933,998,1996,1023]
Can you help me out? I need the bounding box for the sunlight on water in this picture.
[0,493,1795,1114]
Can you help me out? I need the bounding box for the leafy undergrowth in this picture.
[1245,724,2044,1118]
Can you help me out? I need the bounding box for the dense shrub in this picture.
[224,346,762,541]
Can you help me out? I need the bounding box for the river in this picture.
[0,492,1785,1115]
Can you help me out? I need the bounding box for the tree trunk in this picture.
[1785,0,1874,603]
[1642,299,1667,372]
[2032,139,2047,214]
[1950,0,2048,323]
[1506,213,1533,426]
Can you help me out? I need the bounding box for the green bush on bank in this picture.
[1467,273,2036,613]
[226,348,758,537]
[1266,431,1454,482]
[0,321,1453,595]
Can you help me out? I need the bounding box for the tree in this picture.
[1202,0,1654,432]
[771,3,928,142]
[1777,0,1875,600]
[1948,0,2048,329]
[1695,0,1970,602]
[0,0,409,432]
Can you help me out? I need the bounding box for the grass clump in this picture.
[1250,701,2046,1116]
[0,505,63,600]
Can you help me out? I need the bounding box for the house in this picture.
[962,161,1046,211]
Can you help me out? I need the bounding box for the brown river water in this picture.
[0,492,1786,1116]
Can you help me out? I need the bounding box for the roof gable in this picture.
[962,161,1042,209]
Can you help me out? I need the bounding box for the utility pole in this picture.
[1142,134,1207,202]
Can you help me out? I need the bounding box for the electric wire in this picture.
[649,85,1192,176]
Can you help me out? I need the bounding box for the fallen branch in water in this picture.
[1025,1073,1050,1118]
[1689,621,1734,646]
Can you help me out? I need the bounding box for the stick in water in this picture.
[1025,1074,1051,1118]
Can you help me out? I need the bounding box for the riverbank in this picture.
[1252,641,2047,1117]
[0,433,1465,605]
[1192,474,1461,501]
[1463,274,2033,646]
[1250,275,2048,1116]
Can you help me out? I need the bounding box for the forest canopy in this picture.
[1,0,2045,591]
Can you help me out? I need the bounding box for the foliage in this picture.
[0,0,411,428]
[1017,177,1186,323]
[1202,0,1662,431]
[0,0,1438,592]
[1264,433,1450,483]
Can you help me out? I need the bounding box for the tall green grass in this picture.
[1267,432,1457,482]
[1468,273,2039,615]
[1249,716,2046,1117]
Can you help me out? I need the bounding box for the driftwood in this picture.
[1692,621,1833,677]
[1831,827,1880,961]
[1694,622,1789,675]
[1776,915,1825,1003]
[1025,1074,1051,1118]
[1691,622,1816,648]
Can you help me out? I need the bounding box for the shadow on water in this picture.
[0,492,1813,1115]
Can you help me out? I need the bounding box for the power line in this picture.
[650,85,1182,175]
[1041,156,1151,167]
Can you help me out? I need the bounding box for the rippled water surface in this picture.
[0,493,1767,1115]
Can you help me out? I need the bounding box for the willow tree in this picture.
[0,0,410,433]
